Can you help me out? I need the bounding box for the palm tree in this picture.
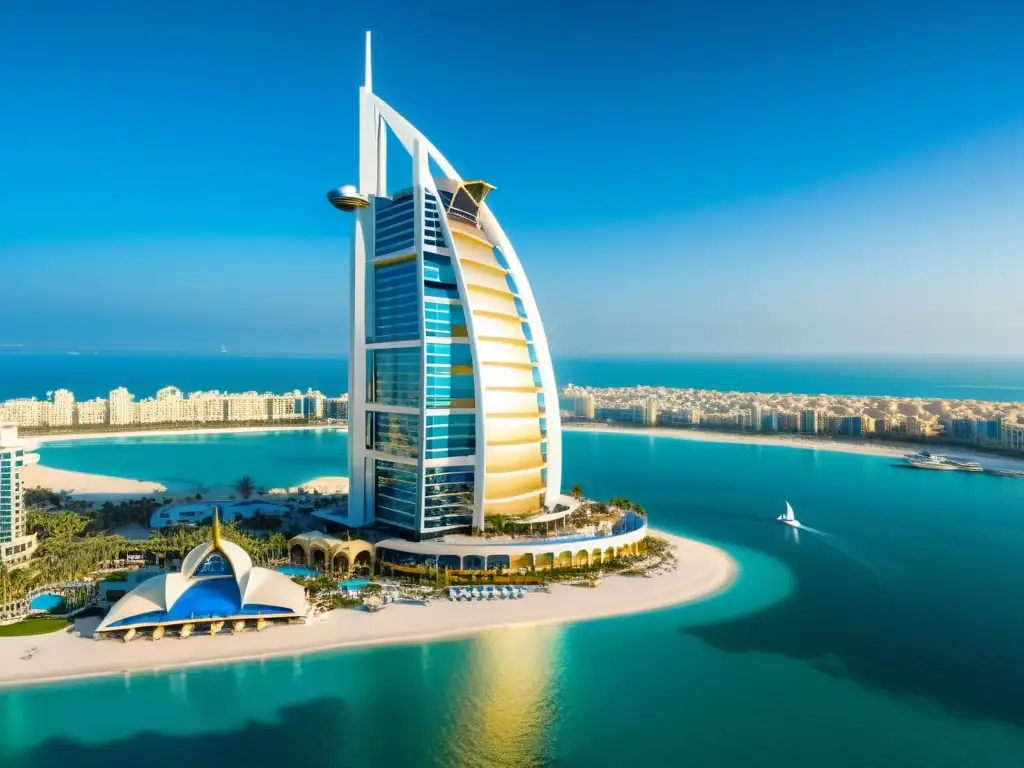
[234,475,256,500]
[569,484,584,503]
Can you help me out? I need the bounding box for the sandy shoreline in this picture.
[28,423,346,445]
[0,531,735,689]
[24,425,349,500]
[21,463,168,500]
[564,423,1024,470]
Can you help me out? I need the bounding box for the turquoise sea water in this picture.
[3,352,1024,401]
[5,430,1024,765]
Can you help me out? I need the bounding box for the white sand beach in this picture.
[21,463,167,501]
[23,426,351,500]
[29,423,345,445]
[0,531,735,688]
[564,423,1024,470]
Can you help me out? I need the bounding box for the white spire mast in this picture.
[364,30,372,92]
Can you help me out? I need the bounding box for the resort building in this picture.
[149,499,297,530]
[324,395,349,421]
[776,412,800,432]
[108,387,135,425]
[328,33,562,540]
[287,531,375,574]
[284,512,649,575]
[0,425,39,567]
[643,398,660,427]
[0,398,45,428]
[95,514,307,639]
[746,403,763,431]
[1002,423,1024,452]
[572,394,595,421]
[375,511,649,573]
[74,399,107,425]
[801,409,819,434]
[49,389,75,427]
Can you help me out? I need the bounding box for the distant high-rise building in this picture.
[573,394,595,421]
[1,399,45,428]
[1001,423,1024,453]
[762,410,779,431]
[108,387,135,426]
[747,403,763,431]
[324,395,349,421]
[820,415,842,435]
[1,425,38,567]
[776,412,799,432]
[976,418,1002,445]
[303,389,326,419]
[839,415,875,437]
[801,409,819,434]
[644,398,659,427]
[75,398,107,426]
[49,389,75,427]
[329,34,561,539]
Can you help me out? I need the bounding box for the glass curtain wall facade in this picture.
[346,36,562,540]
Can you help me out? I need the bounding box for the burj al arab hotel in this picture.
[328,33,563,541]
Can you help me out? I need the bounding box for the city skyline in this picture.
[2,2,1024,355]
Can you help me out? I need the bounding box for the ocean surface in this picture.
[2,352,1024,402]
[5,430,1024,766]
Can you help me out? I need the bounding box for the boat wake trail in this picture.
[796,526,886,579]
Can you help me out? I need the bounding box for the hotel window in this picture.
[375,198,415,257]
[366,348,421,407]
[424,301,467,339]
[423,254,457,286]
[423,464,474,528]
[375,460,418,528]
[424,414,476,458]
[371,412,420,458]
[372,260,419,342]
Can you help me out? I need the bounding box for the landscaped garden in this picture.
[0,616,71,637]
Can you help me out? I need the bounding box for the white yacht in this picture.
[945,457,983,472]
[904,451,983,472]
[777,501,800,528]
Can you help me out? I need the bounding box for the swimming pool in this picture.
[275,565,321,579]
[339,578,369,593]
[29,593,67,613]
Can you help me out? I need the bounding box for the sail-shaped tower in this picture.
[328,32,562,540]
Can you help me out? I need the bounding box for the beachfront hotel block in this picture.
[327,33,562,540]
[0,425,39,567]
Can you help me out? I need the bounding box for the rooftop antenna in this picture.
[364,30,372,92]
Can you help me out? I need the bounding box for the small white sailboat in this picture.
[777,501,801,528]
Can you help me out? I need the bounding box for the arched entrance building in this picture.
[286,532,375,576]
[377,512,648,573]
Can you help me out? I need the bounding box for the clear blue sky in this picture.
[2,0,1023,355]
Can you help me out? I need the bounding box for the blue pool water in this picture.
[275,565,320,579]
[339,578,368,592]
[27,594,65,613]
[8,429,1024,766]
